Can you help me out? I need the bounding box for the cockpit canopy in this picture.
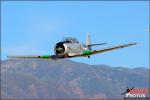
[62,37,79,43]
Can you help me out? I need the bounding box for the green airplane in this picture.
[8,34,137,60]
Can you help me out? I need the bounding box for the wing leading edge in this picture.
[7,55,50,59]
[90,42,137,55]
[7,54,67,59]
[7,55,58,59]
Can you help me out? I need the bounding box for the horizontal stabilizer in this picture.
[88,43,107,46]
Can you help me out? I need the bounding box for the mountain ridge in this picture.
[1,59,149,99]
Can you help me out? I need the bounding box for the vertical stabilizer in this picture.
[86,33,91,58]
[86,33,91,46]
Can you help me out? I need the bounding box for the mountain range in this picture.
[1,59,149,99]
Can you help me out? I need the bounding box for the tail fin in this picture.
[86,33,107,58]
[86,33,107,50]
[86,33,92,51]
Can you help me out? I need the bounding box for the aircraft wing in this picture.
[7,55,64,60]
[7,56,43,58]
[92,42,137,55]
[80,42,137,57]
[7,42,137,59]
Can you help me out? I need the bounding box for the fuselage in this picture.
[54,41,88,57]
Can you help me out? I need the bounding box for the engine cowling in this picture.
[54,42,68,55]
[54,42,84,56]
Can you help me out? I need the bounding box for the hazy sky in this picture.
[1,1,149,68]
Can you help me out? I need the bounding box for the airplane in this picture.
[121,87,135,95]
[7,34,137,60]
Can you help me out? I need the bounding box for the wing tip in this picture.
[127,42,137,46]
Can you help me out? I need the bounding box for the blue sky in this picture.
[1,1,149,68]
